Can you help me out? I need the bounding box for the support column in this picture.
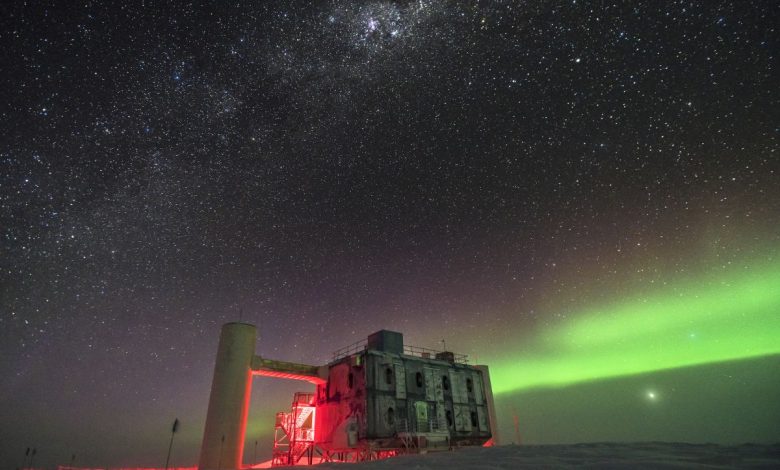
[475,365,500,446]
[199,323,257,470]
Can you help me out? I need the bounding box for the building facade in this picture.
[312,330,495,452]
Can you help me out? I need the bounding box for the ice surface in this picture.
[310,443,780,469]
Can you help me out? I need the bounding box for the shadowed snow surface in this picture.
[313,443,780,469]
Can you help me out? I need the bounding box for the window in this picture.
[470,411,478,428]
[442,375,449,390]
[348,372,354,389]
[385,367,393,385]
[466,377,473,393]
[387,407,395,426]
[446,409,453,427]
[415,371,424,388]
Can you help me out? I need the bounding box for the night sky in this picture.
[2,1,779,468]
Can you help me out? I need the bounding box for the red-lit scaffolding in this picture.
[272,392,316,466]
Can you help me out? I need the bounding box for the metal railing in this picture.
[331,339,368,362]
[332,340,469,364]
[396,417,449,434]
[403,345,469,364]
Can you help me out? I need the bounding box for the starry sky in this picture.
[1,1,779,468]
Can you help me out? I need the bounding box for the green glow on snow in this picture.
[490,261,780,394]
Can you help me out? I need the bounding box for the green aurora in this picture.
[490,260,780,394]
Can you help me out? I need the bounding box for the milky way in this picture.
[1,1,778,467]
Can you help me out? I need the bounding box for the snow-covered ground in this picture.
[310,443,780,469]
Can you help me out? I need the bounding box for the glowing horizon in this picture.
[490,259,780,394]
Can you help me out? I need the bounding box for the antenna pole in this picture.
[165,418,179,470]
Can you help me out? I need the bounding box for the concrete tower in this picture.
[198,323,256,470]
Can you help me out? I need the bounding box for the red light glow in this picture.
[253,369,326,384]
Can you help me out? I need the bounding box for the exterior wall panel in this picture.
[394,360,406,399]
[450,370,468,404]
[425,367,438,401]
[476,405,489,432]
[473,372,484,405]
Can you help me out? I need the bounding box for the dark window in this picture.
[387,407,395,426]
[442,375,449,390]
[416,371,424,388]
[466,377,474,393]
[385,367,393,385]
[470,411,478,428]
[348,372,354,389]
[446,409,453,427]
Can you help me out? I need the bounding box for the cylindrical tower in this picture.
[199,323,257,470]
